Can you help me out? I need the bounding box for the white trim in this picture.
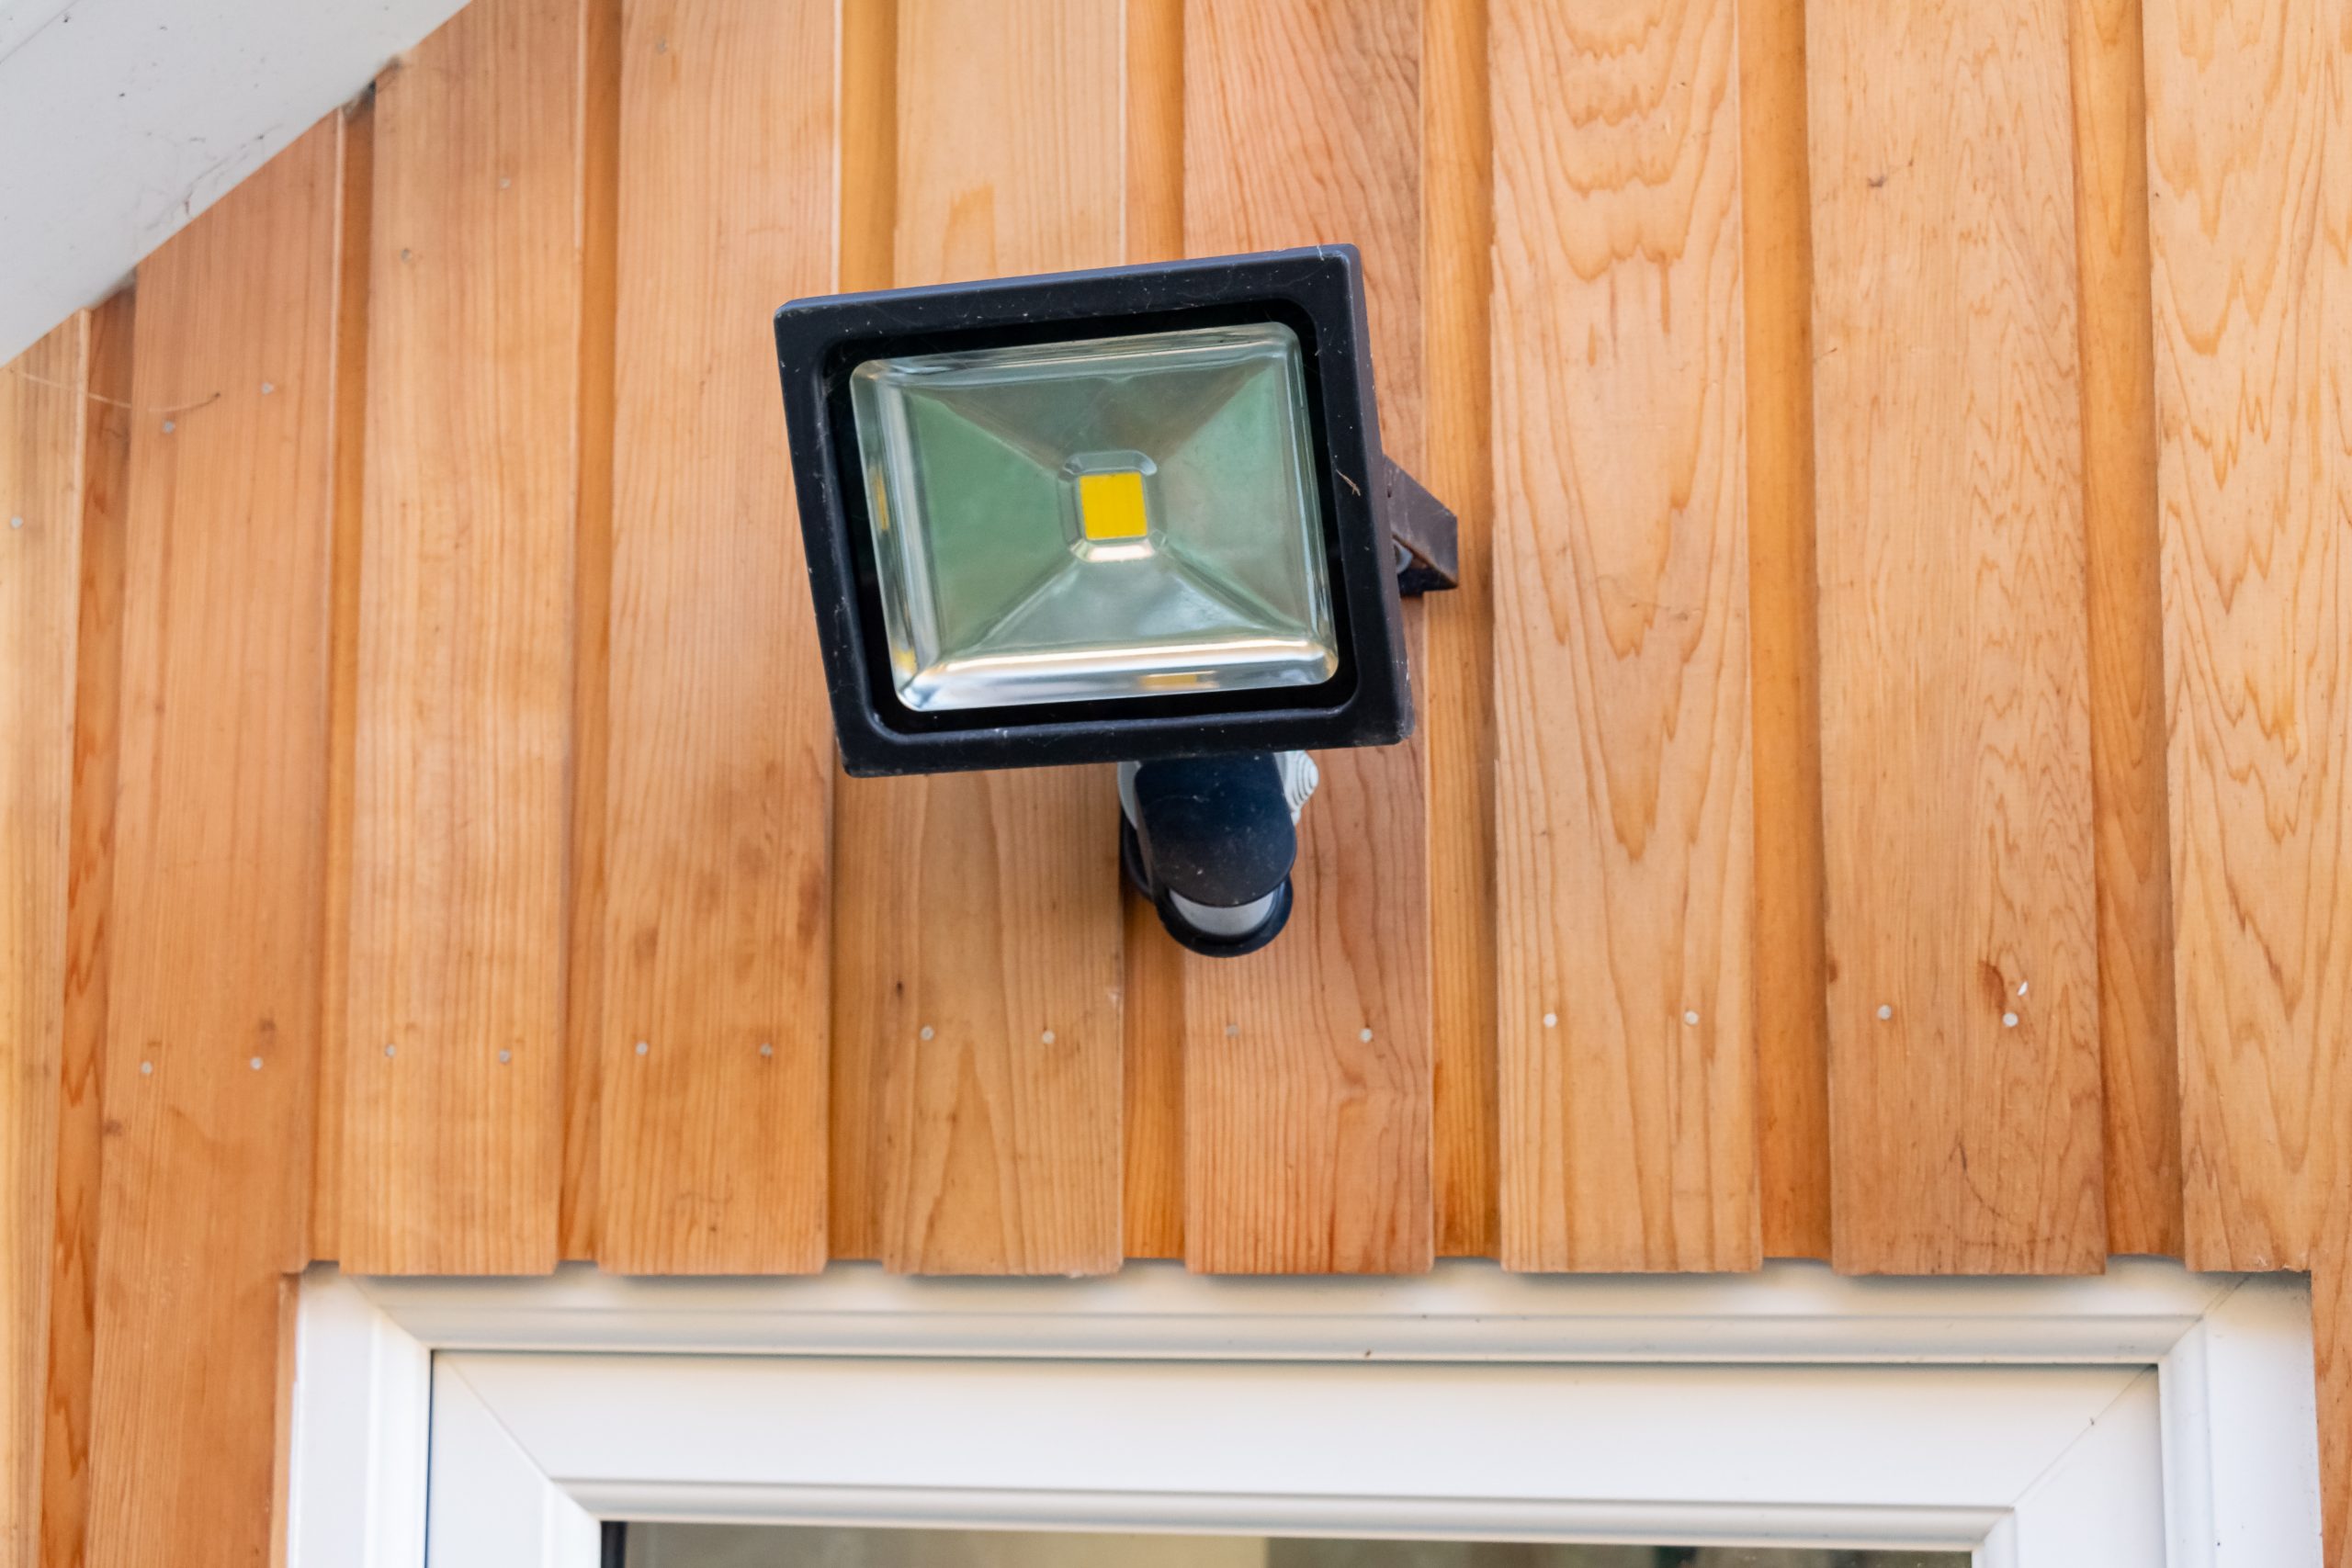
[2156,1273,2324,1561]
[446,1350,2154,1557]
[285,1263,431,1568]
[345,1254,2237,1361]
[2005,1369,2164,1565]
[558,1487,2009,1551]
[427,1361,601,1568]
[287,1259,2321,1568]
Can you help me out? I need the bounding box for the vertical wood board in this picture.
[0,311,87,1568]
[2143,0,2351,1540]
[1423,0,1500,1261]
[561,0,622,1265]
[597,0,836,1274]
[831,0,1126,1276]
[313,95,378,1266]
[1491,0,1759,1272]
[1119,0,1190,1263]
[1738,0,1834,1261]
[1182,0,1434,1275]
[85,116,342,1564]
[1810,0,2106,1274]
[824,0,896,1265]
[2145,0,2351,1276]
[343,0,585,1274]
[39,290,133,1568]
[2070,0,2181,1258]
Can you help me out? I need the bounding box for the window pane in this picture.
[620,1523,1962,1568]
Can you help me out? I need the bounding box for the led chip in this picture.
[1077,468,1149,542]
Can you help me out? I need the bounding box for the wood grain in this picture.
[595,0,835,1274]
[1182,0,1432,1275]
[1121,0,1188,1261]
[1811,0,2105,1274]
[2145,0,2352,1537]
[561,0,621,1265]
[1738,0,1832,1262]
[1125,0,1185,268]
[85,116,341,1565]
[831,0,1125,1276]
[838,0,896,299]
[1492,0,1759,1273]
[1120,890,1184,1258]
[1423,0,1499,1260]
[2143,37,2352,1537]
[39,289,131,1568]
[2069,0,2181,1260]
[2147,0,2350,1282]
[343,0,586,1274]
[825,0,897,1264]
[313,93,376,1266]
[1,310,86,1568]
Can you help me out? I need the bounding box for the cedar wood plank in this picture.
[39,290,133,1568]
[596,0,836,1273]
[1424,0,1501,1260]
[2071,0,2183,1258]
[342,0,585,1273]
[1120,0,1189,1261]
[84,118,341,1564]
[1810,0,2107,1273]
[831,0,1126,1276]
[1182,0,1434,1275]
[312,96,377,1265]
[1,312,87,1568]
[1738,0,1834,1260]
[2143,1,2350,1551]
[825,0,895,1264]
[2147,0,2351,1276]
[1491,0,1761,1272]
[560,0,622,1264]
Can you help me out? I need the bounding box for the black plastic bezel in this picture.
[774,246,1411,777]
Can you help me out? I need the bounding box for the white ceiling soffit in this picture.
[0,0,470,365]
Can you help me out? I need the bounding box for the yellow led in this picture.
[1077,469,1149,542]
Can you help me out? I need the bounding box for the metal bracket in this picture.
[1384,456,1459,595]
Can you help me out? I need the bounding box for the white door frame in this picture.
[284,1259,2321,1568]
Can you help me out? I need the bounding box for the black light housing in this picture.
[774,244,1452,778]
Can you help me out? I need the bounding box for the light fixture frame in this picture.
[775,245,1412,777]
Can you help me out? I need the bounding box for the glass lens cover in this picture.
[848,322,1337,712]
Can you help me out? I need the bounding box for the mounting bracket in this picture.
[1384,456,1459,595]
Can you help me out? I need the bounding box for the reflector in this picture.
[848,323,1338,712]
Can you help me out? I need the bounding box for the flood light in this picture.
[775,246,1455,954]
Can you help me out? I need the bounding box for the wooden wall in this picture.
[0,0,2346,1562]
